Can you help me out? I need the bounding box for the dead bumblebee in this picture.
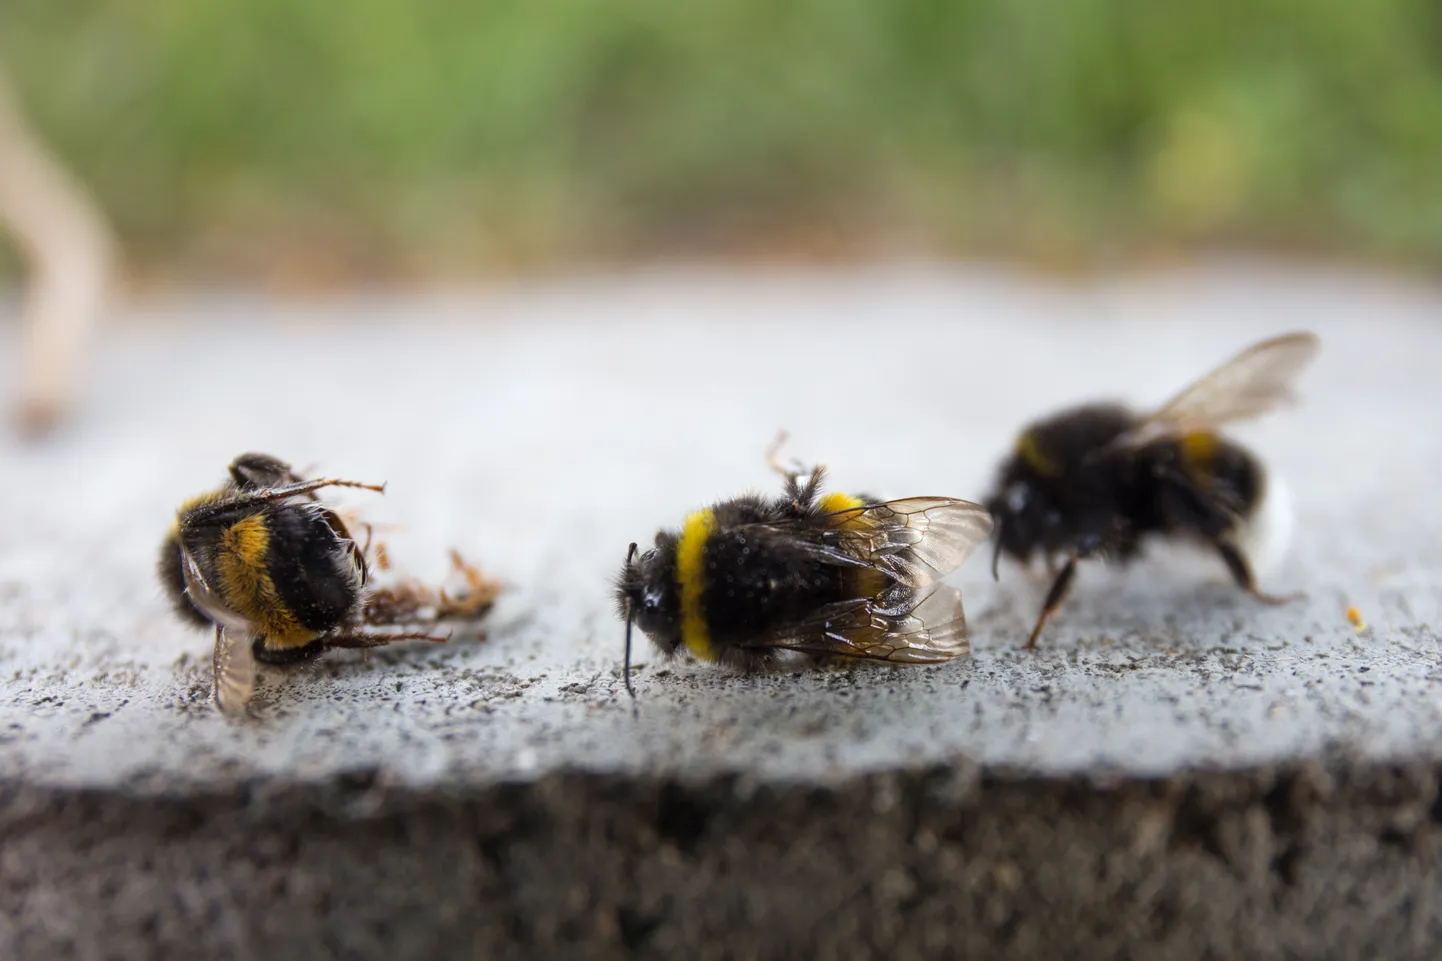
[985,331,1320,647]
[159,453,498,714]
[615,451,993,696]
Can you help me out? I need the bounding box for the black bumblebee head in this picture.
[986,404,1137,577]
[986,473,1052,578]
[615,533,682,701]
[615,533,682,652]
[228,452,302,490]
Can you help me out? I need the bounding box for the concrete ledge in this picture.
[4,759,1441,959]
[3,263,1441,957]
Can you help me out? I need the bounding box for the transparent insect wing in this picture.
[211,625,257,716]
[754,580,971,663]
[1118,330,1320,448]
[178,551,259,715]
[868,580,971,661]
[826,497,995,587]
[180,549,254,633]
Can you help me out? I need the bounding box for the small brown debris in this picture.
[361,549,502,628]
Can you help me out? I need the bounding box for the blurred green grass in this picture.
[5,0,1442,280]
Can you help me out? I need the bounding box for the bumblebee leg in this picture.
[1216,542,1304,605]
[1026,556,1078,650]
[358,584,433,626]
[766,430,794,477]
[324,629,449,649]
[1026,534,1105,649]
[180,478,387,529]
[766,430,813,480]
[252,637,327,666]
[218,477,386,511]
[766,430,826,511]
[791,466,824,512]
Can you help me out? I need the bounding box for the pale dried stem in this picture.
[0,66,115,434]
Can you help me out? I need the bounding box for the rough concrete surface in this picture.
[1,262,1441,958]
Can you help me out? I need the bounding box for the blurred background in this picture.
[4,0,1442,432]
[4,0,1442,289]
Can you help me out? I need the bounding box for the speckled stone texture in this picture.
[2,263,1440,958]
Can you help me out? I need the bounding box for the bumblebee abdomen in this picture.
[261,506,364,643]
[670,488,905,664]
[1180,434,1262,502]
[203,506,360,651]
[209,514,313,648]
[1139,434,1266,547]
[676,507,855,662]
[695,526,851,654]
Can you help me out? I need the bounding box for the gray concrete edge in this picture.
[3,751,1441,960]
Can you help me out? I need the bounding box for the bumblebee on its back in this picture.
[159,453,326,632]
[159,453,472,714]
[985,331,1320,647]
[615,450,993,696]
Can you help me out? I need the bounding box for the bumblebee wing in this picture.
[180,548,254,634]
[1115,331,1319,448]
[788,497,995,588]
[722,497,988,661]
[744,581,971,663]
[211,625,257,715]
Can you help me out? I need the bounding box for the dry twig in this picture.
[0,66,114,435]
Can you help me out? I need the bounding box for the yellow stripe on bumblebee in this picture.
[1180,430,1220,489]
[216,514,313,649]
[1016,430,1061,477]
[676,507,719,662]
[818,492,865,514]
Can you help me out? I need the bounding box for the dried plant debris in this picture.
[362,549,503,628]
[0,67,114,436]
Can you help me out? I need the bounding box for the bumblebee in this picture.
[614,452,994,696]
[159,453,487,714]
[985,331,1320,647]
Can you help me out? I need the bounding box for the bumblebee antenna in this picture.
[623,542,638,707]
[766,430,792,477]
[184,477,386,526]
[990,518,1004,582]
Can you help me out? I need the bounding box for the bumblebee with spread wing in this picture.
[985,331,1320,648]
[615,453,993,697]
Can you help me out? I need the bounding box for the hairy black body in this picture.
[986,331,1317,647]
[616,461,992,698]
